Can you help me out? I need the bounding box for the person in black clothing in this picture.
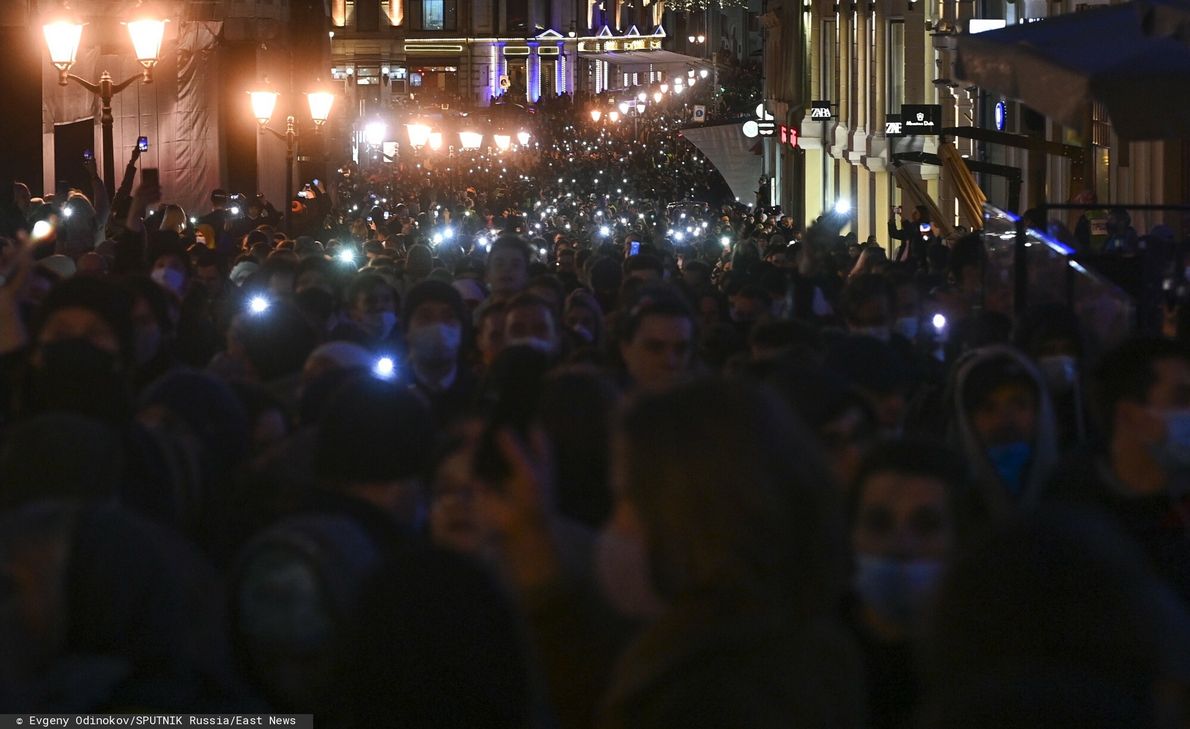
[402,279,476,427]
[847,439,968,729]
[888,205,931,266]
[1046,337,1190,604]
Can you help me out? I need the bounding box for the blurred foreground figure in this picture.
[921,508,1190,729]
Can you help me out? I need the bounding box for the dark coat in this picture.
[598,592,866,729]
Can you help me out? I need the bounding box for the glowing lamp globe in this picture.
[306,91,335,126]
[43,20,84,79]
[406,122,431,148]
[365,120,388,146]
[459,130,483,149]
[126,17,167,73]
[249,90,279,126]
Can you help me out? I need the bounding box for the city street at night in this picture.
[1,0,1190,726]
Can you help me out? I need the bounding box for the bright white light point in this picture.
[599,226,610,236]
[443,227,454,239]
[674,231,685,241]
[834,199,851,215]
[338,249,355,263]
[373,357,396,379]
[31,220,52,239]
[230,206,240,215]
[432,233,443,245]
[249,296,270,314]
[933,314,948,330]
[721,236,730,247]
[61,206,72,218]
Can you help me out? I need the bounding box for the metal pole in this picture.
[285,115,296,236]
[99,72,116,200]
[1013,216,1027,318]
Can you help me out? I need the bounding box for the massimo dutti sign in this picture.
[900,104,942,134]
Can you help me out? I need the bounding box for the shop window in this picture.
[421,0,456,29]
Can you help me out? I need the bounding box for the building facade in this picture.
[328,0,746,113]
[762,0,1190,242]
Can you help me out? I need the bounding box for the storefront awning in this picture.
[677,123,761,205]
[576,49,712,70]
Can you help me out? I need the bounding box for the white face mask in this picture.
[151,267,185,297]
[407,322,462,363]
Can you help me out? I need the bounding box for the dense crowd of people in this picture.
[0,99,1189,729]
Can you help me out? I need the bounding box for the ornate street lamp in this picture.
[43,9,167,197]
[248,84,335,232]
[459,130,484,150]
[406,122,432,149]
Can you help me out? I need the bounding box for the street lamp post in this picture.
[249,88,334,233]
[43,13,166,198]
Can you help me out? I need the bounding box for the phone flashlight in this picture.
[932,313,947,331]
[248,295,271,314]
[338,249,356,264]
[373,356,397,380]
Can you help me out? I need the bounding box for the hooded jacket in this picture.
[946,345,1059,517]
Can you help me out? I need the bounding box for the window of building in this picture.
[821,19,835,102]
[421,0,456,29]
[887,19,904,112]
[357,0,380,31]
[507,0,528,32]
[1092,100,1112,201]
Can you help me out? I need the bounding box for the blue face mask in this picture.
[893,316,920,341]
[986,441,1033,497]
[1156,409,1190,471]
[853,555,943,631]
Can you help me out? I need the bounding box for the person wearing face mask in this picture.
[848,439,967,729]
[15,276,137,424]
[344,273,401,348]
[947,346,1059,520]
[402,280,475,427]
[149,251,191,301]
[1046,337,1190,603]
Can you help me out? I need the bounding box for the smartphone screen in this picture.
[919,223,932,233]
[137,136,149,152]
[629,241,641,256]
[83,149,93,162]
